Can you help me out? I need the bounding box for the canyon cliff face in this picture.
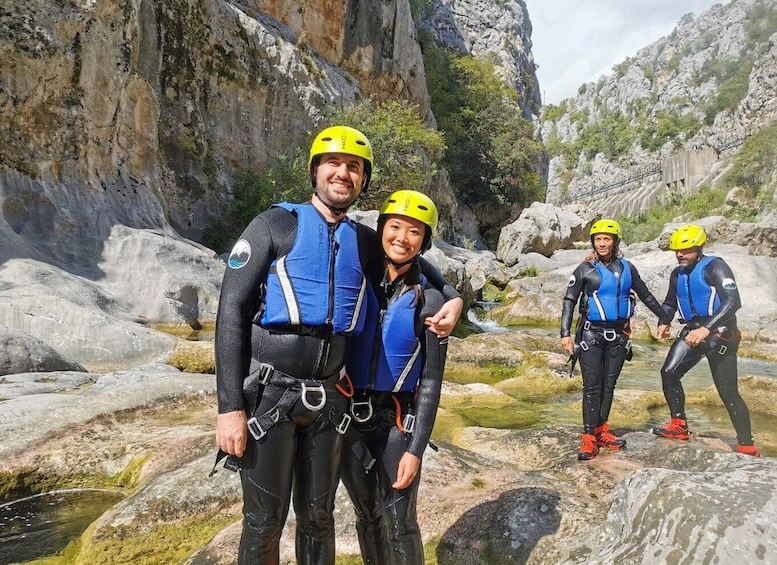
[1,0,383,250]
[0,0,540,364]
[541,0,777,213]
[0,0,442,365]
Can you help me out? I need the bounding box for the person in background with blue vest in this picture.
[561,219,671,461]
[214,126,463,565]
[652,224,760,457]
[340,190,447,564]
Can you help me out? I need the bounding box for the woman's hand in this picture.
[561,336,574,355]
[393,452,421,490]
[425,297,464,337]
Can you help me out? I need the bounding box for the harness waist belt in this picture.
[584,319,629,330]
[266,325,335,339]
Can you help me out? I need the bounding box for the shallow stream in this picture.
[451,321,777,457]
[0,490,124,564]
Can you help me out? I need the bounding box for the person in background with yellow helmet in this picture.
[214,126,463,564]
[340,190,448,564]
[653,224,760,456]
[561,219,672,461]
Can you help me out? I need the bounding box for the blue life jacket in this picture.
[259,203,367,335]
[677,255,719,321]
[346,277,425,393]
[586,259,633,322]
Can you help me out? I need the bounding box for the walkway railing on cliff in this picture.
[554,135,747,206]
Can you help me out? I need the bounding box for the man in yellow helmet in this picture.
[653,224,760,456]
[214,126,463,564]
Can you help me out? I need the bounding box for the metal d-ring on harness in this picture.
[580,320,632,351]
[300,381,327,411]
[350,396,374,423]
[349,392,416,434]
[245,362,345,441]
[243,362,373,471]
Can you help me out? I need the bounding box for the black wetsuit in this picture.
[658,255,754,444]
[340,265,447,565]
[561,258,670,434]
[215,204,458,565]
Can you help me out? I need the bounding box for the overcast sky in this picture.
[527,0,727,105]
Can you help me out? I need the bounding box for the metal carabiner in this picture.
[350,397,374,423]
[300,381,327,411]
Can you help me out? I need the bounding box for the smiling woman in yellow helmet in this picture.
[653,224,760,456]
[341,189,448,564]
[560,219,672,461]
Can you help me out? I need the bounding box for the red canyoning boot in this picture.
[652,418,691,440]
[736,443,761,457]
[595,422,626,449]
[577,434,599,461]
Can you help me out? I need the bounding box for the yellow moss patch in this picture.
[688,376,777,418]
[495,365,582,397]
[109,454,150,491]
[605,390,667,428]
[431,407,468,443]
[75,514,234,565]
[167,340,215,374]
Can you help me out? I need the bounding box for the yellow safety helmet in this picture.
[308,125,374,191]
[590,219,622,239]
[379,190,438,252]
[668,224,706,250]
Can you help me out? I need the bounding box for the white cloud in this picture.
[527,0,727,105]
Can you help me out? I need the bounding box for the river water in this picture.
[0,490,124,564]
[461,317,777,458]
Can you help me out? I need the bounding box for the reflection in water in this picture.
[0,489,124,564]
[152,320,215,342]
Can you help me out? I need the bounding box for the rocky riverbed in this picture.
[1,328,776,565]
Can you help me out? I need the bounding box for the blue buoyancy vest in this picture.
[676,255,719,321]
[586,259,633,322]
[346,277,425,393]
[259,203,367,335]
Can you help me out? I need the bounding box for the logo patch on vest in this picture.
[228,239,251,269]
[567,274,576,287]
[721,277,737,291]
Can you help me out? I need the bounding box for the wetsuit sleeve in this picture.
[560,263,586,337]
[660,268,680,322]
[214,207,294,413]
[629,263,673,325]
[419,256,461,302]
[407,288,447,458]
[703,257,741,329]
